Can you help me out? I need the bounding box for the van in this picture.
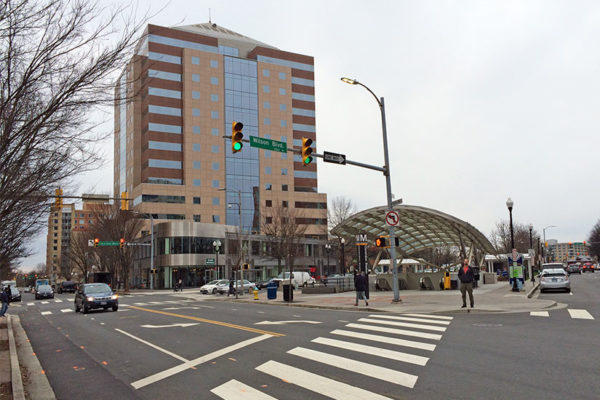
[273,271,315,288]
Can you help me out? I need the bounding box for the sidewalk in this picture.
[214,280,559,314]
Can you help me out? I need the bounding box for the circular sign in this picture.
[385,211,399,226]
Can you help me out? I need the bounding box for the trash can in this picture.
[282,284,293,302]
[267,283,277,300]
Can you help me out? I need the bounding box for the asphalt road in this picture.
[9,274,600,400]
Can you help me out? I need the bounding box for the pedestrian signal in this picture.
[375,237,386,247]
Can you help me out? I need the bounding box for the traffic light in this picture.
[375,237,387,247]
[243,263,250,270]
[94,238,99,247]
[121,191,128,210]
[120,238,125,248]
[231,121,244,153]
[301,137,313,166]
[55,188,63,207]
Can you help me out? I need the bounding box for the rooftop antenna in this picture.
[209,8,211,24]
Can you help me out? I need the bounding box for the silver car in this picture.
[539,268,570,293]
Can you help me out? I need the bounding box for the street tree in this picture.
[0,0,147,277]
[490,220,540,254]
[328,196,356,231]
[588,219,600,259]
[69,230,96,282]
[261,205,308,277]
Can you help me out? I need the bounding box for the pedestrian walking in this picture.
[354,270,369,307]
[227,279,235,297]
[178,278,183,292]
[0,286,9,317]
[458,258,475,308]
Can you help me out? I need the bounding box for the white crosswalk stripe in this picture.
[41,311,52,315]
[211,313,453,399]
[60,309,73,313]
[211,379,277,399]
[530,311,549,317]
[256,360,393,400]
[54,299,63,303]
[567,309,594,320]
[403,313,453,320]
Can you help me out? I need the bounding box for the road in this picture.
[9,273,600,399]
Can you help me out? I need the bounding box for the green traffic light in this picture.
[233,142,242,151]
[304,157,312,164]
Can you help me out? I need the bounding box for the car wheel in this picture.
[112,305,118,312]
[566,288,571,293]
[82,303,89,314]
[212,288,217,294]
[75,302,80,312]
[103,307,108,310]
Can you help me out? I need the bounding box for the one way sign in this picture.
[323,151,346,165]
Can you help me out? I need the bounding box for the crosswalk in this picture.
[211,313,453,399]
[530,308,596,320]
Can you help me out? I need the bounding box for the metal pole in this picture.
[529,227,534,282]
[508,206,518,292]
[237,189,242,298]
[150,214,154,290]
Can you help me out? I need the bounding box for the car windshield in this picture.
[84,284,111,294]
[38,285,51,290]
[205,280,219,285]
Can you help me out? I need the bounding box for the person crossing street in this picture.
[458,258,475,308]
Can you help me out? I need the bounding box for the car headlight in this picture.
[87,296,95,301]
[111,294,118,300]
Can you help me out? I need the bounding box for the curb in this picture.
[527,282,540,298]
[11,315,56,400]
[7,316,25,400]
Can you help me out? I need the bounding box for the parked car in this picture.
[539,268,570,293]
[74,283,118,313]
[565,263,581,274]
[35,284,54,299]
[540,263,565,271]
[217,280,256,295]
[581,262,595,273]
[272,272,315,288]
[57,281,77,294]
[199,279,229,294]
[255,279,278,289]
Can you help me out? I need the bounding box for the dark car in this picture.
[74,283,118,313]
[581,262,595,273]
[35,284,54,299]
[565,263,581,274]
[57,281,77,294]
[256,279,278,289]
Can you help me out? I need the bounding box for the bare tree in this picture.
[588,219,600,260]
[261,205,308,277]
[0,0,147,277]
[89,205,144,292]
[490,220,540,254]
[69,230,96,282]
[328,196,356,231]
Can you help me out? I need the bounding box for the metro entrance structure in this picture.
[331,204,496,289]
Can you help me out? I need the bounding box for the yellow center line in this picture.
[128,306,286,337]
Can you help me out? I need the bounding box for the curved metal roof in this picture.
[331,204,495,257]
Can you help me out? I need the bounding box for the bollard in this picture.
[253,289,259,300]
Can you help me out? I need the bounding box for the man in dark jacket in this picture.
[458,259,475,308]
[0,286,9,317]
[354,271,369,307]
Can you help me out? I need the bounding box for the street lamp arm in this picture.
[341,77,382,108]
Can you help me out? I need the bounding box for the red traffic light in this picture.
[94,238,100,247]
[120,238,125,248]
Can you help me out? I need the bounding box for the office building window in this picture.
[263,101,270,109]
[211,145,219,153]
[265,183,272,190]
[191,56,200,65]
[279,88,286,95]
[212,162,220,171]
[210,77,219,85]
[280,104,287,111]
[192,108,200,116]
[192,126,201,134]
[193,143,201,152]
[264,150,271,158]
[282,201,288,208]
[263,69,270,77]
[281,168,288,175]
[210,59,219,68]
[193,215,201,222]
[193,161,201,169]
[266,200,272,207]
[212,215,220,223]
[212,197,220,206]
[192,91,200,99]
[280,120,287,127]
[282,184,288,191]
[211,128,219,136]
[211,111,219,119]
[263,85,270,93]
[193,197,201,204]
[212,180,220,188]
[211,94,219,102]
[279,72,286,80]
[192,73,200,82]
[264,166,271,175]
[193,179,201,186]
[264,117,270,125]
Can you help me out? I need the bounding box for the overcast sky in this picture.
[20,0,600,269]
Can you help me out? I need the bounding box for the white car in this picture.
[216,280,256,295]
[272,271,315,288]
[200,279,229,294]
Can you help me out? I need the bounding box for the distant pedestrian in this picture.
[458,259,475,308]
[354,271,369,307]
[178,278,183,292]
[228,279,235,297]
[0,286,9,317]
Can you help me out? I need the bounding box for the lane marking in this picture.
[367,314,451,326]
[331,329,436,351]
[133,302,149,306]
[27,303,34,306]
[141,323,199,329]
[115,328,189,362]
[530,311,549,317]
[255,320,321,326]
[311,337,428,366]
[41,301,49,304]
[60,309,73,313]
[54,299,63,303]
[127,306,285,337]
[211,379,277,399]
[41,311,52,315]
[358,318,446,332]
[131,335,272,389]
[346,323,442,341]
[288,347,418,388]
[256,360,392,400]
[568,309,594,320]
[402,313,453,320]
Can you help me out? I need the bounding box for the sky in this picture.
[19,0,600,269]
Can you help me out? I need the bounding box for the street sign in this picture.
[385,211,399,226]
[249,136,287,153]
[355,233,368,245]
[206,258,215,265]
[98,241,120,246]
[88,239,94,247]
[323,151,346,165]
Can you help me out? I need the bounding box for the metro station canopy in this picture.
[331,204,496,257]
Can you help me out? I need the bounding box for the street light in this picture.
[340,237,346,274]
[212,240,221,280]
[543,225,557,262]
[324,243,332,277]
[529,224,534,283]
[219,187,242,298]
[506,197,519,292]
[341,77,400,302]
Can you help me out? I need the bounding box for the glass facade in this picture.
[119,74,127,194]
[224,56,259,233]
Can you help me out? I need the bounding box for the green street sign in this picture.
[99,241,120,246]
[249,136,287,153]
[206,258,215,265]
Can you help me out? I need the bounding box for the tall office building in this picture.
[114,22,327,238]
